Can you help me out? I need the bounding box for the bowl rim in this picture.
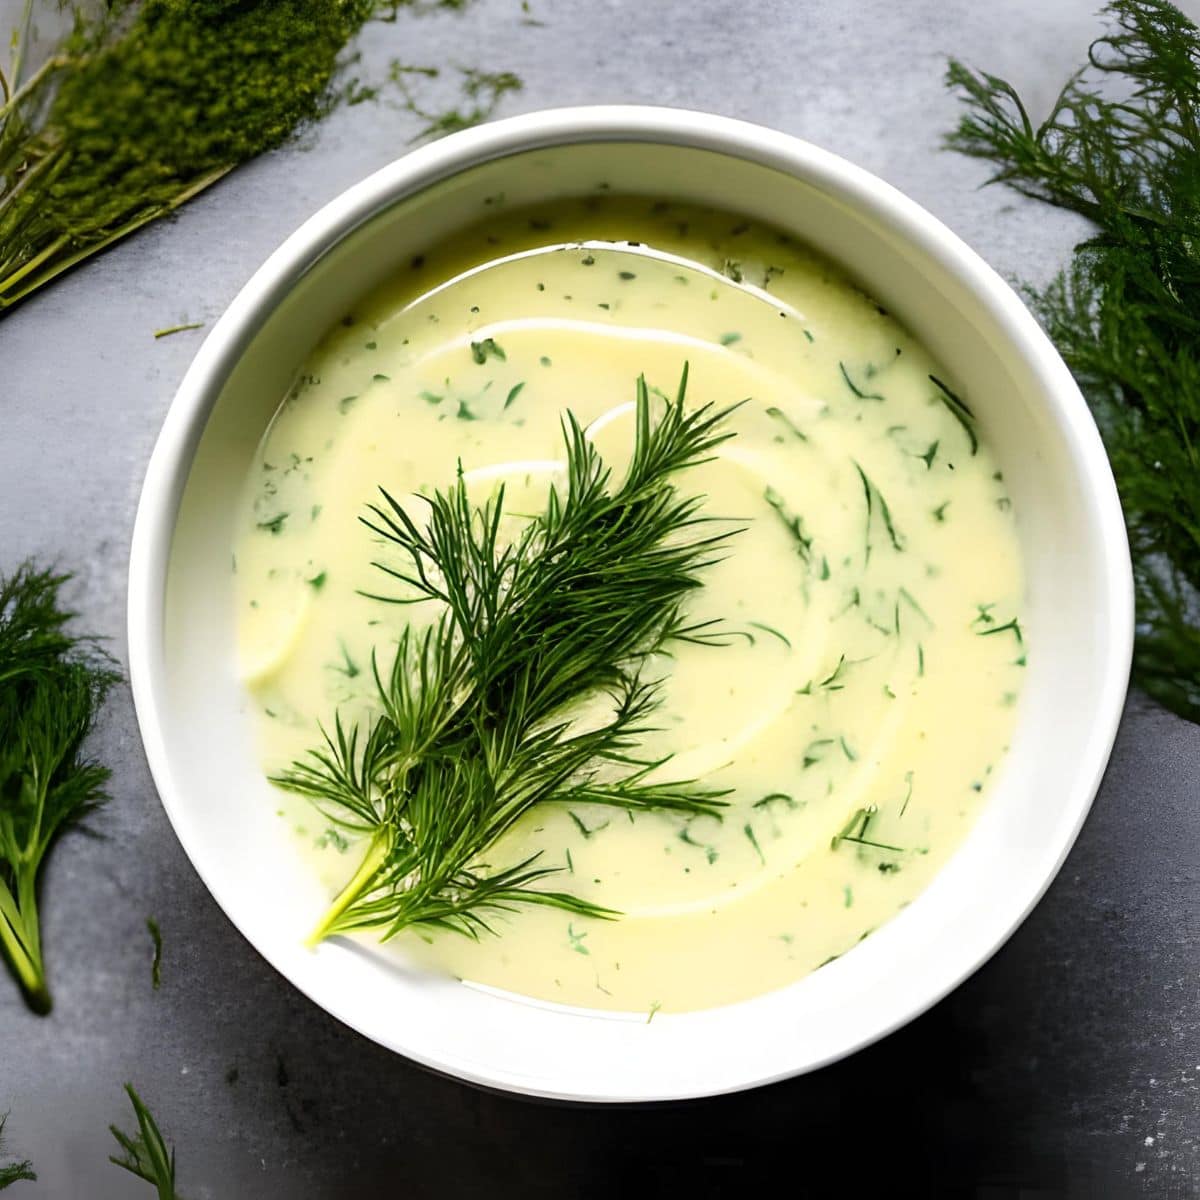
[127,103,1134,1101]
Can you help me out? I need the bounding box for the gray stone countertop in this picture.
[0,1,1197,1196]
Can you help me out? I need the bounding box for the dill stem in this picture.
[0,903,47,1013]
[0,53,74,125]
[306,829,392,948]
[0,163,232,308]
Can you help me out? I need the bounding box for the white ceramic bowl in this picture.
[128,106,1133,1102]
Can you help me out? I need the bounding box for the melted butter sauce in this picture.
[233,197,1026,1013]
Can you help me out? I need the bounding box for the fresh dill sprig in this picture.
[276,368,742,944]
[109,1085,180,1200]
[0,1113,36,1190]
[945,0,1200,722]
[0,563,118,1013]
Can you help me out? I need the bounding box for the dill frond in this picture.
[946,0,1200,722]
[275,368,744,943]
[0,563,118,1012]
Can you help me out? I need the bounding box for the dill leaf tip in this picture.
[109,1085,179,1198]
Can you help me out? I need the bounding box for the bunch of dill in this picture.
[946,0,1200,723]
[0,0,414,312]
[0,563,118,1012]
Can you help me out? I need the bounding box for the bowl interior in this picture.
[140,123,1130,1101]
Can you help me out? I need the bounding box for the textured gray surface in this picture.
[1,1,1198,1196]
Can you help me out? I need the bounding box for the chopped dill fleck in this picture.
[744,823,766,864]
[338,395,358,413]
[719,331,742,346]
[504,382,526,410]
[747,621,791,648]
[306,571,327,590]
[839,362,884,401]
[763,487,812,560]
[978,618,1024,645]
[764,406,808,441]
[568,811,609,839]
[853,462,905,561]
[257,513,288,535]
[929,375,978,455]
[469,337,506,364]
[567,924,589,955]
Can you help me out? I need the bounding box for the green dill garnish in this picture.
[831,806,906,853]
[764,406,808,441]
[256,513,288,535]
[109,1084,179,1198]
[820,654,847,691]
[838,362,884,401]
[894,587,933,634]
[802,737,835,769]
[504,382,526,410]
[853,462,905,561]
[618,270,637,281]
[455,398,478,421]
[419,390,443,406]
[372,373,390,383]
[567,923,590,955]
[932,501,950,523]
[146,918,163,991]
[0,564,117,1013]
[646,1000,662,1023]
[274,369,739,943]
[763,487,812,560]
[899,769,914,817]
[747,621,791,648]
[338,394,359,413]
[918,441,939,470]
[469,337,506,364]
[719,331,742,346]
[843,885,853,908]
[307,571,327,591]
[929,376,978,455]
[945,0,1200,719]
[567,810,609,839]
[840,736,857,762]
[0,1113,36,1188]
[152,322,204,340]
[978,617,1024,645]
[743,822,766,864]
[753,792,796,813]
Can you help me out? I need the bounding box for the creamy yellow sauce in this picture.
[233,197,1025,1014]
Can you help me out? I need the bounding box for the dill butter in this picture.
[232,197,1025,1013]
